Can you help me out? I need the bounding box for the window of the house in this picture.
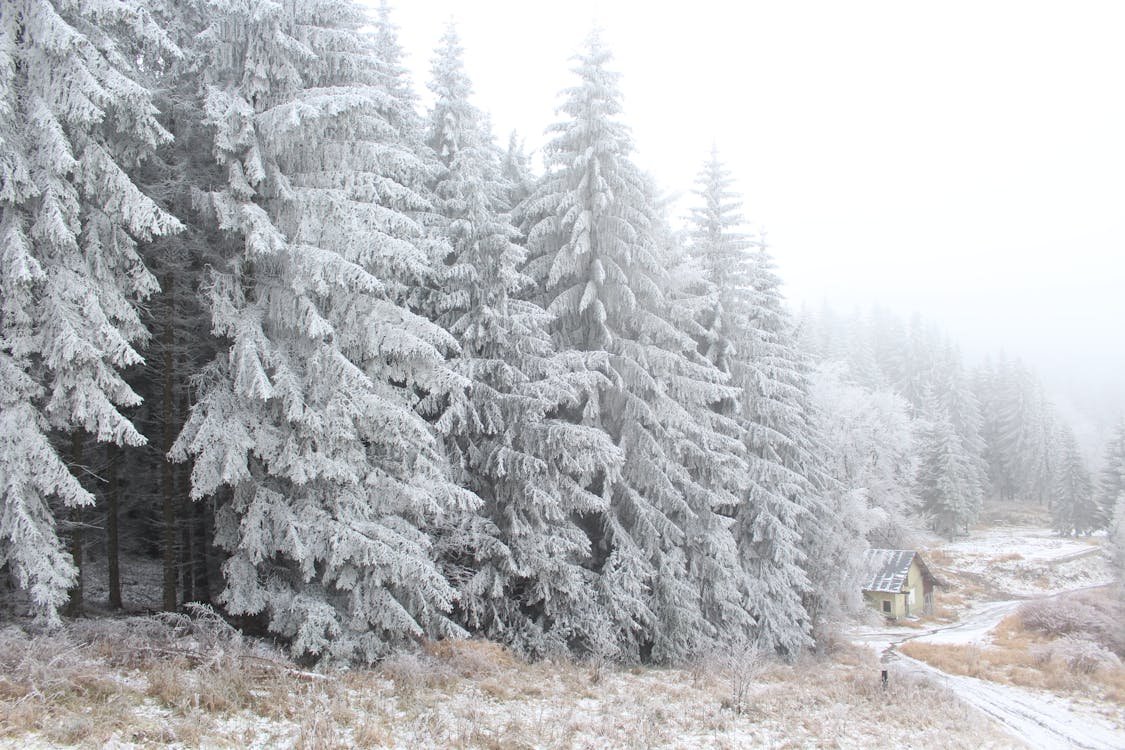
[882,600,891,613]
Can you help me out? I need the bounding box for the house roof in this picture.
[860,549,936,593]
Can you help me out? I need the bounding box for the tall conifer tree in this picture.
[169,0,471,661]
[424,25,622,656]
[520,33,743,661]
[0,0,181,620]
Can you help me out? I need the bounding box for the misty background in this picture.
[375,0,1125,455]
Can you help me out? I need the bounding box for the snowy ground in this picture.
[935,526,1108,599]
[850,524,1123,750]
[0,618,1015,750]
[2,524,1116,749]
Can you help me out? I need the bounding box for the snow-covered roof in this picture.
[860,549,933,593]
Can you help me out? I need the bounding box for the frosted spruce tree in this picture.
[423,25,622,656]
[1050,426,1097,536]
[1109,493,1125,583]
[0,0,181,620]
[937,346,990,506]
[686,150,817,653]
[1096,420,1125,528]
[519,33,745,661]
[168,0,472,662]
[743,245,846,645]
[916,392,980,538]
[654,190,751,653]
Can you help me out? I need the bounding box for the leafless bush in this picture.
[1018,590,1125,656]
[379,651,455,694]
[424,637,519,677]
[1034,637,1122,675]
[718,639,764,715]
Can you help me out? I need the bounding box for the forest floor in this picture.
[0,519,1115,749]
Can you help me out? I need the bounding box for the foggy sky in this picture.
[367,0,1125,434]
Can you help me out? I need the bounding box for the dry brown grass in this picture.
[901,589,1125,706]
[925,548,954,566]
[0,618,1017,750]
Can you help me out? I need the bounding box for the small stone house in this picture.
[860,549,937,619]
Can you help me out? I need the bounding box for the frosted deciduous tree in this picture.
[0,0,181,620]
[810,362,918,547]
[169,0,471,662]
[424,25,622,657]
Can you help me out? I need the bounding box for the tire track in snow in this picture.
[890,652,1124,750]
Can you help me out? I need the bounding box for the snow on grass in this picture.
[0,617,1018,750]
[927,526,1111,603]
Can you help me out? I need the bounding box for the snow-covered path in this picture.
[892,653,1124,750]
[853,588,1125,749]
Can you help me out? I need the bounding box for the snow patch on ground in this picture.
[937,526,1110,598]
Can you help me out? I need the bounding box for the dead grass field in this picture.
[0,611,1020,749]
[900,587,1125,711]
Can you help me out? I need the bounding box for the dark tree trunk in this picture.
[196,495,217,605]
[161,274,178,612]
[178,394,195,604]
[106,441,122,610]
[64,432,85,617]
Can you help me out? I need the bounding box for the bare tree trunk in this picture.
[106,441,122,610]
[161,274,177,612]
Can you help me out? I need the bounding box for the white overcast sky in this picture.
[363,0,1124,427]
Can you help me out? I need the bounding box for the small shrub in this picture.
[380,651,455,693]
[1018,589,1125,657]
[717,639,764,715]
[423,638,519,676]
[1035,637,1121,675]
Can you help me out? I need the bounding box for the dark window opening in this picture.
[882,600,891,613]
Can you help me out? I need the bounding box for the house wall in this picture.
[902,560,931,616]
[863,590,906,619]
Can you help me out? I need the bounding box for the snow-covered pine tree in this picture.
[653,187,750,653]
[1096,420,1125,529]
[936,345,988,514]
[1050,425,1097,536]
[0,0,181,620]
[1109,492,1125,583]
[423,24,622,657]
[501,131,536,217]
[742,243,843,647]
[168,0,472,662]
[916,390,980,538]
[685,149,817,653]
[519,33,745,661]
[984,357,1057,504]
